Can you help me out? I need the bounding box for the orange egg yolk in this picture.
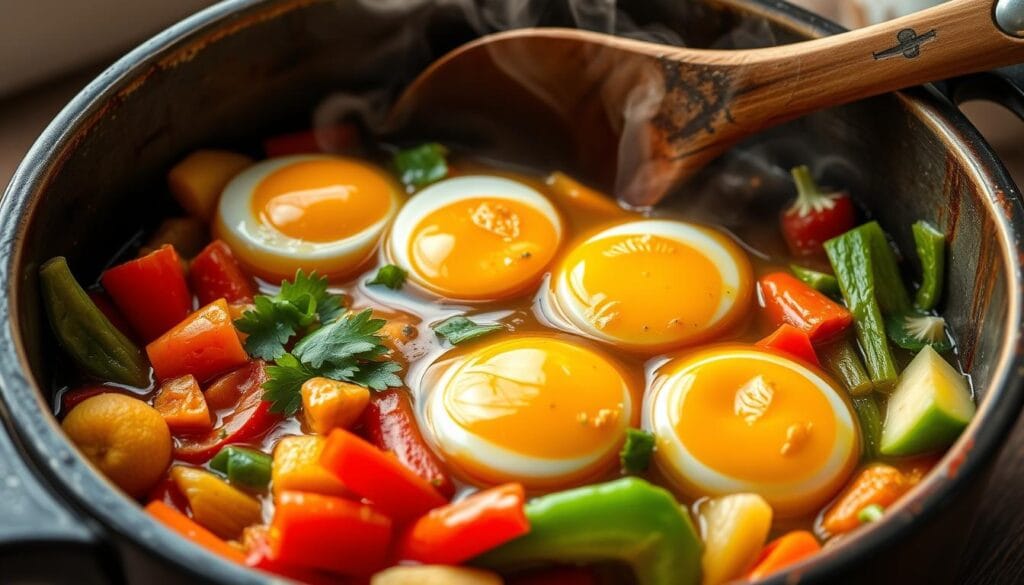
[252,158,394,243]
[561,233,734,346]
[408,197,559,299]
[673,353,838,484]
[441,337,632,460]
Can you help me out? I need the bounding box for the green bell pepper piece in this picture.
[209,445,272,491]
[819,339,873,397]
[40,257,149,387]
[476,478,701,585]
[911,221,946,311]
[853,395,883,459]
[790,265,840,296]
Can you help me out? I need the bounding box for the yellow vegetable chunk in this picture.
[168,150,253,220]
[271,435,349,500]
[301,377,370,435]
[170,466,261,540]
[61,393,171,497]
[699,493,773,585]
[371,566,504,585]
[138,217,208,259]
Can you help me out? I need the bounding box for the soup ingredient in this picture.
[153,375,213,433]
[390,175,563,301]
[215,155,402,280]
[398,483,529,565]
[321,428,448,520]
[169,149,253,220]
[745,531,821,580]
[101,245,193,342]
[210,445,272,491]
[190,240,257,306]
[170,466,262,539]
[912,220,946,311]
[699,494,773,585]
[301,377,370,434]
[367,264,407,290]
[425,335,635,489]
[242,526,337,585]
[433,315,505,345]
[270,491,393,576]
[886,313,952,352]
[271,435,348,499]
[477,477,701,585]
[818,339,873,396]
[789,265,839,296]
[393,142,449,189]
[146,298,249,382]
[263,124,359,158]
[821,464,914,535]
[620,428,656,474]
[647,347,859,516]
[61,393,171,497]
[372,566,503,585]
[39,257,150,387]
[880,345,975,456]
[858,503,885,524]
[362,389,455,498]
[235,269,344,361]
[139,217,208,258]
[756,324,820,366]
[853,395,883,458]
[552,220,752,351]
[145,500,246,563]
[780,166,856,257]
[758,272,852,343]
[545,172,623,218]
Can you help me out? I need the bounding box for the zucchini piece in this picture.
[880,346,975,456]
[911,221,946,311]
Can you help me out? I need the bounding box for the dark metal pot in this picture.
[1,1,1022,583]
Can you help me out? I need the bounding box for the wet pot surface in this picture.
[1,1,1023,584]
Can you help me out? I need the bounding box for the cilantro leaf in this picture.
[620,428,656,474]
[353,361,403,391]
[263,353,317,416]
[433,315,504,345]
[293,309,388,369]
[394,143,448,189]
[367,264,407,290]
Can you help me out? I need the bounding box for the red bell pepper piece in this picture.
[758,272,853,343]
[746,530,821,580]
[397,483,529,565]
[146,298,249,382]
[145,500,246,564]
[101,245,192,341]
[88,290,136,341]
[190,240,257,306]
[321,428,448,521]
[175,361,280,464]
[60,385,125,414]
[243,526,339,585]
[262,125,360,158]
[780,166,856,257]
[269,491,392,577]
[757,324,821,367]
[361,389,455,498]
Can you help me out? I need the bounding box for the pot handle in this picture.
[937,65,1024,120]
[0,413,117,583]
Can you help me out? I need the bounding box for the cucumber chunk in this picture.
[880,345,975,456]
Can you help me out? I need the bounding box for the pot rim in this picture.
[1,1,1022,583]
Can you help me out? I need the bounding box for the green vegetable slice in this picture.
[885,312,953,352]
[790,264,840,296]
[620,429,656,474]
[911,221,946,311]
[433,316,504,345]
[819,339,873,396]
[210,445,272,491]
[367,264,407,290]
[393,143,449,189]
[852,395,883,459]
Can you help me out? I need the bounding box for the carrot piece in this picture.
[190,240,257,306]
[821,464,914,535]
[145,500,245,564]
[756,324,821,367]
[758,272,853,343]
[146,298,249,382]
[154,375,213,433]
[746,530,821,580]
[101,245,193,342]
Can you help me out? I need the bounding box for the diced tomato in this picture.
[757,324,821,367]
[101,245,192,341]
[321,428,448,521]
[175,361,279,464]
[154,375,213,434]
[361,389,454,498]
[397,483,528,565]
[190,240,257,306]
[146,500,246,564]
[746,531,821,580]
[758,272,852,343]
[146,298,249,382]
[269,491,392,576]
[262,125,360,158]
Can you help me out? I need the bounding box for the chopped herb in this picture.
[885,312,953,352]
[620,428,656,474]
[367,264,407,290]
[433,315,504,345]
[857,503,885,524]
[394,143,449,189]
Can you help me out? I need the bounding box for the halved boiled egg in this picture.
[215,155,402,280]
[646,346,859,516]
[389,176,563,301]
[551,220,753,352]
[424,334,636,489]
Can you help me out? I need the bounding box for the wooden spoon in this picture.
[389,0,1024,207]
